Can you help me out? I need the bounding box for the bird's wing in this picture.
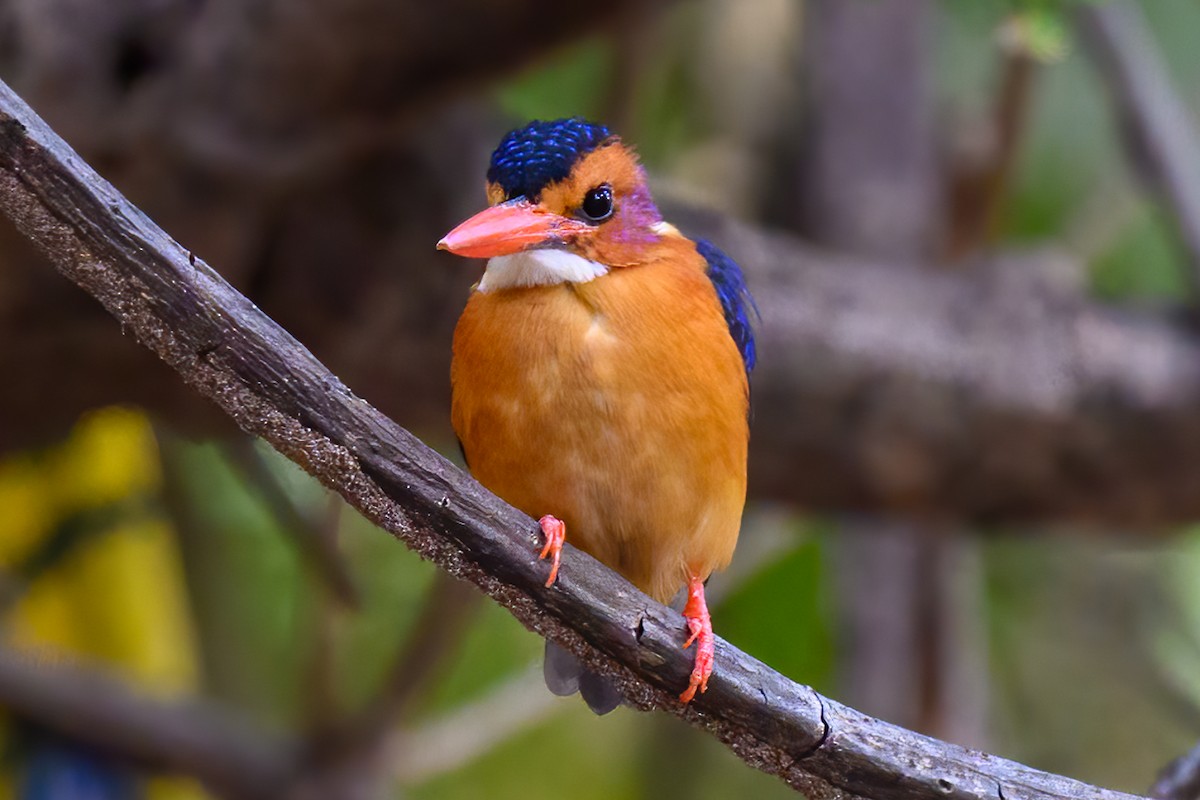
[696,239,758,375]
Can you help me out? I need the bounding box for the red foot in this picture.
[679,572,714,703]
[538,515,566,587]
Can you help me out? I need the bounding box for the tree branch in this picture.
[1079,1,1200,290]
[1153,739,1200,800]
[388,667,559,786]
[221,437,360,607]
[797,0,944,736]
[328,571,481,755]
[671,204,1200,526]
[796,0,940,258]
[945,31,1038,261]
[0,77,1148,800]
[0,647,296,799]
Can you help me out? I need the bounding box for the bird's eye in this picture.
[581,184,614,222]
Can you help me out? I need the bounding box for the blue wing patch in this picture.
[696,239,758,375]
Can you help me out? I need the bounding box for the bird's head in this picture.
[438,119,668,288]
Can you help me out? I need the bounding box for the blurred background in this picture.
[1,0,1200,797]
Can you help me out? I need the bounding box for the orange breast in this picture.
[450,243,749,603]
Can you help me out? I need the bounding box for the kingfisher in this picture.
[438,118,756,713]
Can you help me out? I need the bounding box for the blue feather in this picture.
[696,239,758,375]
[487,119,612,201]
[21,743,138,800]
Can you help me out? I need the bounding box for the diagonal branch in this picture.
[1080,1,1200,290]
[1153,739,1200,800]
[0,78,1145,800]
[221,437,361,608]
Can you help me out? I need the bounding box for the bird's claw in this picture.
[538,515,566,587]
[679,573,714,704]
[680,618,714,703]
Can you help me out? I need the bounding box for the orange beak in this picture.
[437,199,591,259]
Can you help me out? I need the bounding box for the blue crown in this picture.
[487,118,613,201]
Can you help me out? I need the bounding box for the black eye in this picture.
[581,184,614,222]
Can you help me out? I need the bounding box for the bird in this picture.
[437,118,756,713]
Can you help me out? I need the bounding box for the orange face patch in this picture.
[536,142,643,217]
[549,144,666,267]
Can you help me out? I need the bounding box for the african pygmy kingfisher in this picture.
[438,119,756,713]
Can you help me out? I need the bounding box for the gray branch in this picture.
[676,205,1200,526]
[1080,1,1200,290]
[0,78,1148,800]
[0,647,296,799]
[1153,739,1200,800]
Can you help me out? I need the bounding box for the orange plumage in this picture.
[451,236,748,603]
[439,119,754,711]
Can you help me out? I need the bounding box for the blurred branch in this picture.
[0,78,1147,800]
[797,0,940,733]
[797,0,940,258]
[222,437,360,607]
[359,572,480,726]
[601,6,665,138]
[6,0,675,180]
[14,201,1200,529]
[302,496,349,730]
[324,571,481,761]
[946,40,1038,261]
[0,646,296,799]
[1080,1,1200,291]
[1154,741,1200,800]
[673,202,1200,527]
[388,667,560,786]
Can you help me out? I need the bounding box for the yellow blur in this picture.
[0,407,207,799]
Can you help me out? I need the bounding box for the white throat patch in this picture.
[477,249,609,292]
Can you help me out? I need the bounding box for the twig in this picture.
[0,76,1147,800]
[945,46,1038,261]
[800,0,953,736]
[221,437,360,607]
[328,571,481,755]
[388,666,560,785]
[1152,741,1200,800]
[366,572,480,724]
[1079,1,1200,293]
[302,495,349,730]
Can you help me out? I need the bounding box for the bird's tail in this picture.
[543,640,624,715]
